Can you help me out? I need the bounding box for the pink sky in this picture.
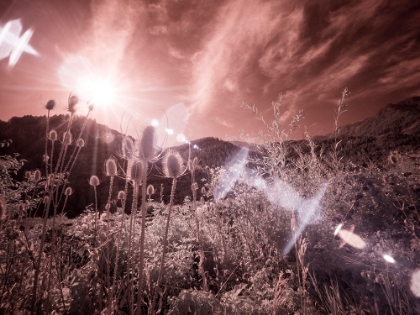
[1,0,419,144]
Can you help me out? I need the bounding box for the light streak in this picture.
[383,254,395,263]
[213,147,249,201]
[0,19,38,67]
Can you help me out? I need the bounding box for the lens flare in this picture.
[337,226,366,249]
[0,19,38,67]
[411,269,420,297]
[383,254,395,263]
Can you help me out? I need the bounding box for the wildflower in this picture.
[163,150,185,179]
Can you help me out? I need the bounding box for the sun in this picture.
[76,75,116,106]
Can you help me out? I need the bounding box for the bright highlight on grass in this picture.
[77,75,116,106]
[151,119,159,127]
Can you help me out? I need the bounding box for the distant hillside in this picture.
[1,96,420,216]
[336,96,420,137]
[0,116,246,216]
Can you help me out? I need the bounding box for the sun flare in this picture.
[76,75,116,107]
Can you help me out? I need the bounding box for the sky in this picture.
[0,0,419,145]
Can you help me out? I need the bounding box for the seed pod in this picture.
[147,184,155,196]
[191,182,198,191]
[49,130,58,141]
[130,160,145,186]
[76,138,85,148]
[89,175,100,187]
[24,171,31,179]
[43,196,49,204]
[64,187,73,196]
[33,169,41,182]
[117,190,125,200]
[43,154,49,163]
[201,186,206,195]
[138,126,156,161]
[105,158,118,176]
[45,99,56,111]
[163,150,185,179]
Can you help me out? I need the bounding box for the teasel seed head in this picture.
[89,175,100,187]
[24,171,31,179]
[129,160,145,186]
[76,138,85,148]
[49,130,58,141]
[62,131,73,145]
[138,125,157,161]
[65,187,73,196]
[33,169,41,182]
[147,184,155,196]
[68,94,79,113]
[105,158,118,177]
[117,190,125,200]
[43,196,49,204]
[43,154,49,163]
[122,136,134,159]
[163,150,185,179]
[45,99,56,111]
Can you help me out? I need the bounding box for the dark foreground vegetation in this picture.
[0,93,419,314]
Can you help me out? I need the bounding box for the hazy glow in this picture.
[177,133,186,143]
[0,19,38,67]
[165,128,174,135]
[383,254,395,263]
[337,228,366,249]
[77,75,116,106]
[214,147,249,201]
[411,270,420,297]
[151,119,159,127]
